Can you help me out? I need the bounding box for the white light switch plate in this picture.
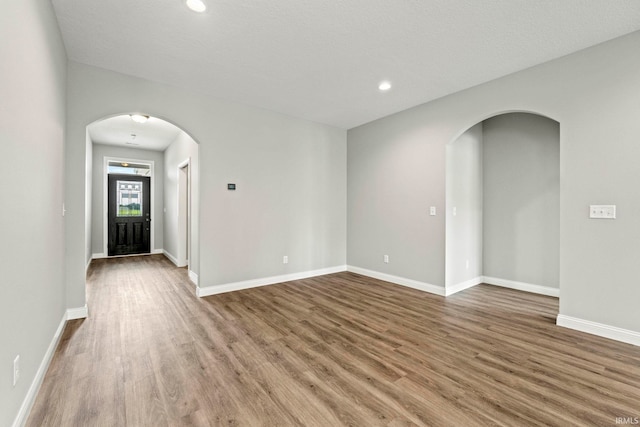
[589,205,616,219]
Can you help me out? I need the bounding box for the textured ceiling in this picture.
[53,0,640,129]
[89,115,182,151]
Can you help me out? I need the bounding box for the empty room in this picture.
[2,1,640,426]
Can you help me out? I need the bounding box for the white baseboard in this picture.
[188,270,199,286]
[347,265,445,296]
[163,251,196,285]
[152,249,164,255]
[163,250,186,267]
[482,276,560,297]
[11,312,66,427]
[557,314,640,347]
[197,265,347,297]
[343,270,558,299]
[92,253,106,259]
[85,257,92,273]
[66,305,88,320]
[445,276,483,296]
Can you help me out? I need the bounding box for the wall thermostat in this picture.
[227,183,236,190]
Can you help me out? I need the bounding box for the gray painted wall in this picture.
[66,61,347,309]
[483,113,559,288]
[0,0,67,425]
[163,131,200,277]
[446,123,483,288]
[348,31,640,333]
[91,143,165,256]
[347,116,444,286]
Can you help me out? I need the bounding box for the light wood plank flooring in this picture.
[27,255,640,426]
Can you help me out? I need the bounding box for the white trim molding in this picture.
[347,265,445,296]
[66,305,88,320]
[13,306,89,426]
[176,158,192,269]
[163,250,186,267]
[557,314,640,347]
[197,265,347,297]
[163,252,196,284]
[11,313,66,427]
[92,253,106,259]
[188,270,199,286]
[482,276,559,297]
[445,276,483,296]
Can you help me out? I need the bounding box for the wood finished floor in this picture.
[27,255,640,426]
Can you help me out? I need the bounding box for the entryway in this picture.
[86,113,200,285]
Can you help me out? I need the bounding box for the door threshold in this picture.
[105,252,155,259]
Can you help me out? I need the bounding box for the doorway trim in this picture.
[102,156,156,257]
[176,158,192,271]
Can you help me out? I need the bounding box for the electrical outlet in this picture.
[430,206,436,216]
[283,255,288,264]
[589,205,616,219]
[13,355,20,387]
[384,254,389,263]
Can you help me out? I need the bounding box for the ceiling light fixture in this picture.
[130,114,149,123]
[186,0,206,13]
[378,81,392,91]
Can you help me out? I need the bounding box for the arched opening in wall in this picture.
[85,113,201,289]
[445,112,560,300]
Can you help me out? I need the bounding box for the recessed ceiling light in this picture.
[130,114,149,123]
[186,0,206,13]
[378,81,392,91]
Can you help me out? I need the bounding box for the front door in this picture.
[108,174,151,256]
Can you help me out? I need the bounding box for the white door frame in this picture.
[103,156,155,257]
[177,158,191,270]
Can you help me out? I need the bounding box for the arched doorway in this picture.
[445,112,560,298]
[85,113,200,295]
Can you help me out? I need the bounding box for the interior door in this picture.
[108,174,151,256]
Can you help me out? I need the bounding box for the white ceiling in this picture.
[89,115,182,151]
[53,0,640,129]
